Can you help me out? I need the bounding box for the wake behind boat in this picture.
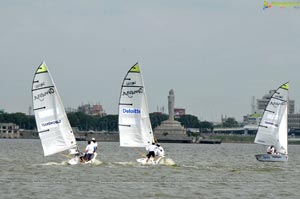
[118,62,168,166]
[254,82,289,162]
[32,61,97,165]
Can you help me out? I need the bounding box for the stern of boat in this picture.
[255,154,288,162]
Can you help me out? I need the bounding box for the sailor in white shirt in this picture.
[91,137,98,153]
[146,142,158,162]
[84,141,94,161]
[266,145,275,154]
[155,143,165,157]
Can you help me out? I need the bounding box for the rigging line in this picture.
[32,85,54,92]
[133,147,147,158]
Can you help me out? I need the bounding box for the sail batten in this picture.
[118,63,154,147]
[254,82,289,155]
[32,85,55,92]
[32,62,77,156]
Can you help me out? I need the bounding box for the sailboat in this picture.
[118,62,164,165]
[254,82,289,162]
[32,61,96,165]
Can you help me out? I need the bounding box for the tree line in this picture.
[0,112,239,131]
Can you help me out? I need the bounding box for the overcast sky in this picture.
[1,0,300,122]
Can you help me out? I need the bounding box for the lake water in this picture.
[1,139,300,199]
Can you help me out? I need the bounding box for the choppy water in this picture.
[1,139,300,199]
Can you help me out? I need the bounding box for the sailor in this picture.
[146,141,151,151]
[84,140,94,161]
[155,143,165,157]
[146,142,158,162]
[91,137,98,153]
[266,145,275,154]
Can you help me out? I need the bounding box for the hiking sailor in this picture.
[266,145,275,154]
[155,143,165,157]
[91,137,98,153]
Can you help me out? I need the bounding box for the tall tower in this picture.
[154,89,190,143]
[168,89,175,121]
[251,96,256,114]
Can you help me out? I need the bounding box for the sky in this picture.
[1,0,300,122]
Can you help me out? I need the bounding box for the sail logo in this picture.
[34,88,55,101]
[263,1,272,9]
[126,81,136,86]
[263,1,300,9]
[122,87,143,98]
[41,119,61,127]
[274,94,283,99]
[265,121,279,127]
[270,101,285,108]
[34,82,45,89]
[122,108,141,114]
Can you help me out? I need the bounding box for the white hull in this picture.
[255,154,288,162]
[68,153,98,165]
[136,156,164,165]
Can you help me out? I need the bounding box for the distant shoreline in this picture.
[207,134,300,145]
[2,132,300,145]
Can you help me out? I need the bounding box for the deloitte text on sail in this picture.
[122,108,141,114]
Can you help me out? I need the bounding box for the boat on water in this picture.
[118,62,165,165]
[32,61,97,165]
[254,82,289,162]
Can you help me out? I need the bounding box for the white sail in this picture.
[118,63,154,147]
[254,82,289,154]
[32,62,77,156]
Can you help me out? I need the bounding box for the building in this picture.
[243,113,262,125]
[257,90,295,114]
[78,103,106,116]
[0,123,20,138]
[288,113,300,136]
[65,107,77,113]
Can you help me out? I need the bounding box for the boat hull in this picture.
[68,152,98,165]
[255,154,288,162]
[136,156,164,165]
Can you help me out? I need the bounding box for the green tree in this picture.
[222,117,239,128]
[199,121,214,132]
[177,114,200,128]
[149,113,168,129]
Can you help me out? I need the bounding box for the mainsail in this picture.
[254,82,289,154]
[32,62,77,156]
[118,62,154,147]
